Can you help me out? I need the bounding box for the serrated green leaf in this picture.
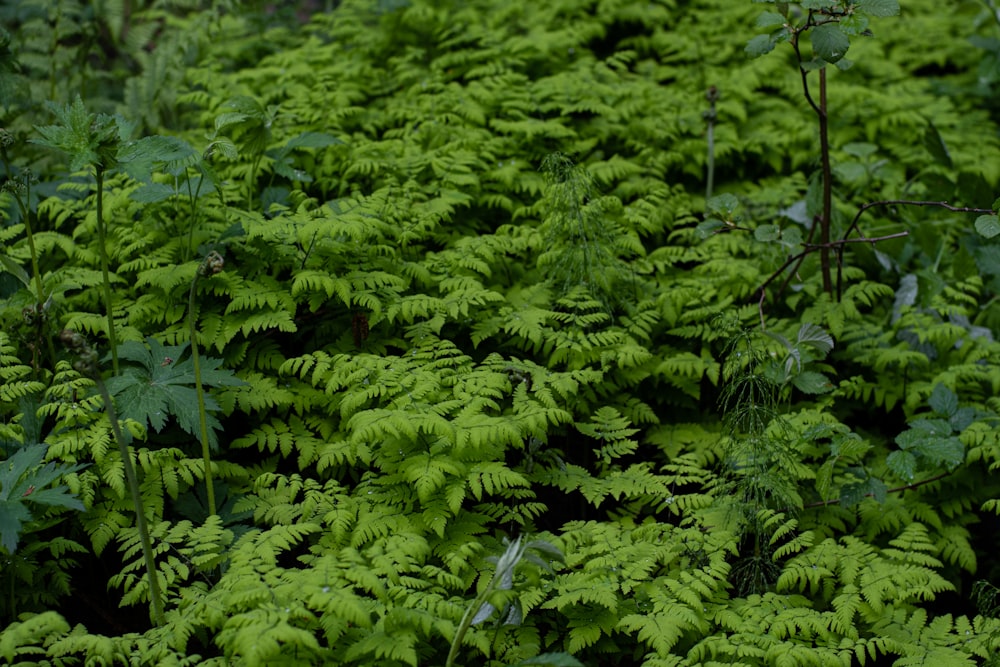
[780,226,803,248]
[696,218,727,239]
[834,162,867,183]
[797,322,834,355]
[857,0,900,17]
[754,224,780,242]
[0,499,31,553]
[928,384,958,417]
[843,142,878,158]
[745,34,776,58]
[755,11,787,28]
[840,475,886,507]
[839,12,870,36]
[707,193,739,216]
[811,24,850,63]
[975,214,1000,239]
[106,338,244,450]
[793,370,833,394]
[886,450,917,481]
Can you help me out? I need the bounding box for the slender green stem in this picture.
[95,167,120,375]
[445,579,496,667]
[188,270,217,516]
[96,376,165,626]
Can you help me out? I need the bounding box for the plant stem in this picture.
[445,579,495,667]
[61,329,164,626]
[188,269,217,517]
[95,167,120,375]
[96,376,165,626]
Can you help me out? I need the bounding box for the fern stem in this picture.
[94,167,120,375]
[188,259,218,517]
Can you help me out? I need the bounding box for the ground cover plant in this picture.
[3,0,1000,664]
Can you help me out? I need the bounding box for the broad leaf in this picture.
[928,384,958,418]
[857,0,900,17]
[811,24,850,63]
[106,337,244,450]
[793,370,833,394]
[745,34,776,58]
[754,224,780,242]
[975,214,1000,239]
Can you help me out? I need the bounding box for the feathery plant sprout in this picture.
[32,97,131,375]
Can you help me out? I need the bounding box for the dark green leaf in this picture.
[857,0,900,17]
[0,254,30,290]
[975,214,1000,239]
[839,13,870,36]
[745,34,776,58]
[843,142,878,158]
[928,384,958,417]
[106,338,243,450]
[0,499,31,554]
[696,218,727,239]
[754,224,780,242]
[886,450,917,481]
[707,193,739,217]
[797,323,834,355]
[755,11,787,28]
[840,475,886,507]
[780,226,803,248]
[811,24,850,63]
[130,182,176,203]
[793,370,833,394]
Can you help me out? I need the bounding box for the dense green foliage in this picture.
[3,0,1000,664]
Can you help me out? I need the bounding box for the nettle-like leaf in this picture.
[32,95,133,172]
[105,337,244,449]
[0,445,85,553]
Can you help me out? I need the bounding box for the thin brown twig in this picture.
[802,470,952,509]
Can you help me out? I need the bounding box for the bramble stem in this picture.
[818,67,832,294]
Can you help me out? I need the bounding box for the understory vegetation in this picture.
[4,0,1000,664]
